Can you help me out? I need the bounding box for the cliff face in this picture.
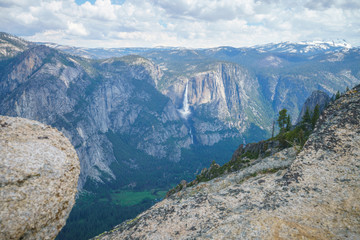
[0,116,80,240]
[95,85,360,239]
[162,62,272,139]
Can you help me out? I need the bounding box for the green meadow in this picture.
[106,189,167,206]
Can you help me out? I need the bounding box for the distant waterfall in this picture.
[178,80,191,119]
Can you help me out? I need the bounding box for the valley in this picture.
[1,32,359,239]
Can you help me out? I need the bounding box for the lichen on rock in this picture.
[0,116,80,240]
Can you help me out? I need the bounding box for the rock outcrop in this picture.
[95,85,360,239]
[0,116,80,240]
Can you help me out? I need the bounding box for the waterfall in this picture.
[178,80,191,119]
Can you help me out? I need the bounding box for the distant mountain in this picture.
[37,42,180,59]
[39,39,354,59]
[0,32,33,59]
[252,40,352,54]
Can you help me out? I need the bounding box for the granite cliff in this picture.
[95,85,360,239]
[0,116,80,240]
[160,62,271,140]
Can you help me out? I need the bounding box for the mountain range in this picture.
[1,32,359,239]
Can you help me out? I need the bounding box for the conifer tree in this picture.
[335,91,341,100]
[277,108,288,133]
[286,114,291,131]
[302,107,311,124]
[311,104,320,129]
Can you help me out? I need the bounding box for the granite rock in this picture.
[0,116,80,240]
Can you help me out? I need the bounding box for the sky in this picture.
[0,0,359,48]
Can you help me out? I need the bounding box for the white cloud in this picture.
[0,0,359,48]
[16,12,38,24]
[80,0,117,21]
[67,21,88,36]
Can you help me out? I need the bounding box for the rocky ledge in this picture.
[95,85,360,239]
[0,116,80,240]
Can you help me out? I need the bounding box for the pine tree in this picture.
[311,104,320,129]
[302,107,311,124]
[286,114,291,131]
[277,108,288,133]
[335,91,341,100]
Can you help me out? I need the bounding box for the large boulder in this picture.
[0,116,80,240]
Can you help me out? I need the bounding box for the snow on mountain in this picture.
[253,40,352,54]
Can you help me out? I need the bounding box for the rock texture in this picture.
[0,116,80,240]
[95,85,360,239]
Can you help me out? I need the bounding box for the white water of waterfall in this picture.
[178,80,191,119]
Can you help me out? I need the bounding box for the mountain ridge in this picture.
[35,38,357,59]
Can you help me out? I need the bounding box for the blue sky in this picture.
[75,0,96,4]
[0,0,359,48]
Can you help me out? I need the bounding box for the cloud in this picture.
[0,0,359,48]
[67,21,88,36]
[79,0,117,21]
[152,0,256,21]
